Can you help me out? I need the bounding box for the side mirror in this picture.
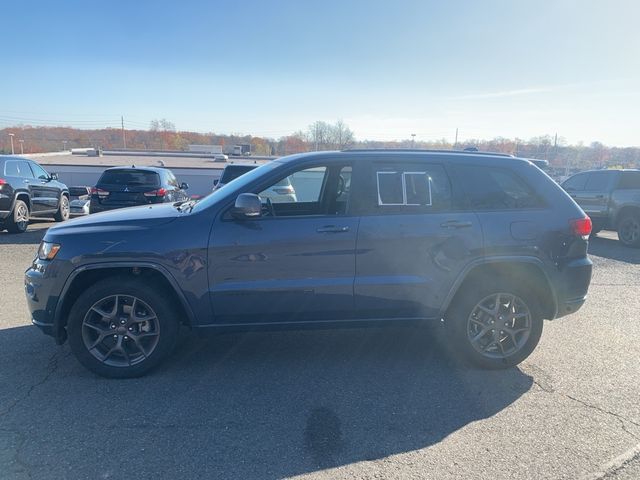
[232,193,262,219]
[50,173,59,181]
[213,179,219,186]
[180,182,189,190]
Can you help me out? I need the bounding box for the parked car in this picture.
[213,163,297,202]
[0,156,69,233]
[26,150,593,377]
[561,169,640,247]
[68,186,91,217]
[89,166,189,214]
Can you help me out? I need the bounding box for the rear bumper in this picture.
[551,256,593,319]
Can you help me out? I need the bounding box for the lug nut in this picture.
[120,319,126,325]
[110,324,116,329]
[113,335,118,339]
[124,336,128,340]
[128,327,133,331]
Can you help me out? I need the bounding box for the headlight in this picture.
[38,241,61,261]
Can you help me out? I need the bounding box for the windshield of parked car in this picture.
[192,162,278,211]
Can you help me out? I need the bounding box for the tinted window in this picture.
[375,163,450,211]
[617,172,640,189]
[260,166,327,203]
[4,160,34,178]
[584,172,613,191]
[28,162,49,180]
[98,169,160,186]
[454,165,543,210]
[562,173,588,191]
[220,165,256,183]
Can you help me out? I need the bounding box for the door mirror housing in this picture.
[180,182,189,190]
[232,193,262,219]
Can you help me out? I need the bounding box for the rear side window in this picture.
[221,166,256,183]
[453,165,544,210]
[4,160,34,178]
[584,172,613,191]
[98,169,160,186]
[374,163,451,211]
[617,172,640,189]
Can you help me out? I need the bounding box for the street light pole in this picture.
[62,140,68,151]
[19,139,24,155]
[411,133,416,147]
[8,133,15,154]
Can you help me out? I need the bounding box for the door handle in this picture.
[23,179,30,183]
[316,225,350,233]
[440,220,473,229]
[595,194,604,199]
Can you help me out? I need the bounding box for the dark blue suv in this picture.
[25,150,593,377]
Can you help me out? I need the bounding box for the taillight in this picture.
[143,188,167,197]
[0,178,6,185]
[91,187,110,198]
[570,216,592,236]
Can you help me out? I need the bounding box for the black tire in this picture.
[54,194,70,222]
[617,212,640,248]
[67,277,180,378]
[444,280,543,369]
[5,199,29,233]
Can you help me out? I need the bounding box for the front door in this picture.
[208,162,359,324]
[354,161,483,319]
[28,162,59,213]
[575,171,616,222]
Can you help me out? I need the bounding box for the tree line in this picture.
[1,121,638,170]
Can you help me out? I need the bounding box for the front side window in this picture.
[28,162,49,180]
[584,172,613,191]
[259,166,327,204]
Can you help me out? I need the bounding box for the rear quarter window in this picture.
[452,165,544,210]
[616,172,640,189]
[98,170,160,186]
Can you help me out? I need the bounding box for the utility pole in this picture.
[19,139,24,155]
[553,132,558,160]
[8,133,15,154]
[454,128,459,149]
[121,116,127,149]
[411,133,416,147]
[62,140,68,151]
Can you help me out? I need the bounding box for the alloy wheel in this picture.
[15,203,29,230]
[619,217,640,244]
[82,295,161,367]
[467,293,532,359]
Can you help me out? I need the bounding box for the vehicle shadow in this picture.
[0,324,533,479]
[589,234,640,264]
[0,221,51,245]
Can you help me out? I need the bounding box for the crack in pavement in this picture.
[0,348,69,419]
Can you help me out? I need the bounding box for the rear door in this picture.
[354,159,483,319]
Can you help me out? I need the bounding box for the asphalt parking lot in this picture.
[1,221,639,480]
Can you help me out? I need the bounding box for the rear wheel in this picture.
[54,195,70,222]
[445,281,543,369]
[68,277,180,378]
[617,212,640,248]
[5,199,29,233]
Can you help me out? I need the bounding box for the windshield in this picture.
[192,162,278,212]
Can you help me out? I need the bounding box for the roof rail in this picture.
[341,148,514,157]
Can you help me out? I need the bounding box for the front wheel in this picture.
[445,282,543,369]
[617,212,640,248]
[67,277,180,378]
[54,195,70,222]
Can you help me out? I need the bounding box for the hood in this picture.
[47,203,182,236]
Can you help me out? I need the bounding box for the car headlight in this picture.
[38,241,61,261]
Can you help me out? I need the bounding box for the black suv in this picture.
[0,156,70,233]
[89,166,189,214]
[562,169,640,247]
[26,150,593,377]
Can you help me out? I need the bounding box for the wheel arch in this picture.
[14,192,31,211]
[441,257,557,320]
[613,204,640,229]
[54,262,195,344]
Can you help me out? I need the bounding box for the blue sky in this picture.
[2,0,639,145]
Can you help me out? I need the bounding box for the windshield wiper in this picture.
[175,199,197,212]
